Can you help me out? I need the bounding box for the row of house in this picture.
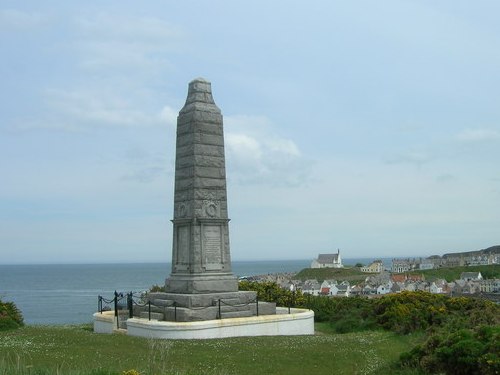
[284,271,499,297]
[308,246,499,274]
[391,246,500,272]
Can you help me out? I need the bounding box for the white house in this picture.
[319,279,338,295]
[391,259,411,273]
[311,250,343,269]
[336,283,350,297]
[429,279,447,294]
[419,261,435,270]
[377,284,391,295]
[460,272,483,281]
[301,279,321,296]
[361,260,383,273]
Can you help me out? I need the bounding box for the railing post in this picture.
[114,291,119,329]
[128,292,133,319]
[256,295,259,316]
[148,300,151,321]
[218,299,221,319]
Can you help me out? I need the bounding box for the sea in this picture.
[0,258,389,325]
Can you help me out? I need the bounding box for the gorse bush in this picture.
[0,299,24,331]
[373,291,499,334]
[400,325,500,375]
[240,282,500,374]
[238,280,306,307]
[304,290,498,335]
[239,284,500,335]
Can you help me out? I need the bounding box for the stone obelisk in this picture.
[135,78,275,321]
[165,78,238,294]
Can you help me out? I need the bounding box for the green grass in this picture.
[295,267,370,283]
[0,324,423,375]
[295,264,500,284]
[408,264,500,282]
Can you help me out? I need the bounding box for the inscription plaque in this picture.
[203,225,222,268]
[176,226,189,265]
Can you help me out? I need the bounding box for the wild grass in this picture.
[295,267,368,283]
[408,264,500,282]
[295,264,500,284]
[0,324,423,375]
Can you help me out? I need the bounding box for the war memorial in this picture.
[94,78,314,339]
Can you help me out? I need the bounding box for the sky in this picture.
[1,1,499,264]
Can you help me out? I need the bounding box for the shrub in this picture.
[238,280,306,307]
[149,284,166,293]
[327,296,377,333]
[400,325,500,375]
[123,370,141,375]
[0,299,24,330]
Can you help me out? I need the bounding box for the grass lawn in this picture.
[0,323,423,375]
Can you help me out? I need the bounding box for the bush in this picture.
[400,325,500,375]
[0,299,24,330]
[149,284,166,293]
[327,296,377,333]
[238,280,306,307]
[373,291,499,334]
[240,282,500,337]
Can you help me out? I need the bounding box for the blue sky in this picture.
[1,1,499,264]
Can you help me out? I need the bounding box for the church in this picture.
[311,250,343,268]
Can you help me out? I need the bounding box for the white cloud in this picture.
[45,88,149,127]
[76,13,179,41]
[455,128,500,142]
[6,12,184,133]
[10,89,176,132]
[24,89,173,130]
[225,133,262,159]
[386,150,434,166]
[266,138,300,156]
[224,115,310,186]
[74,13,181,72]
[159,106,177,128]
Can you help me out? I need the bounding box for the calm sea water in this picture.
[0,258,386,324]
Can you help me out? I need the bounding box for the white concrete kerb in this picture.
[94,307,314,339]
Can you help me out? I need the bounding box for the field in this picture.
[0,324,423,375]
[295,267,368,283]
[408,264,500,282]
[294,264,500,283]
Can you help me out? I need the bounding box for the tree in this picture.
[0,299,24,330]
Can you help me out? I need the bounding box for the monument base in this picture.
[165,273,239,294]
[94,307,315,339]
[134,290,275,322]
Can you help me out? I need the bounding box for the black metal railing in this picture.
[97,291,289,324]
[97,291,293,328]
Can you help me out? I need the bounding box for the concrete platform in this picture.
[93,307,314,339]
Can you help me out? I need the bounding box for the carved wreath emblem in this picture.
[203,200,218,217]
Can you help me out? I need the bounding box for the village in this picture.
[245,246,500,298]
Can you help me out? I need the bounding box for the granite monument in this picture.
[137,78,275,321]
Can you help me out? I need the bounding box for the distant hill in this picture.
[408,264,500,282]
[442,245,500,259]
